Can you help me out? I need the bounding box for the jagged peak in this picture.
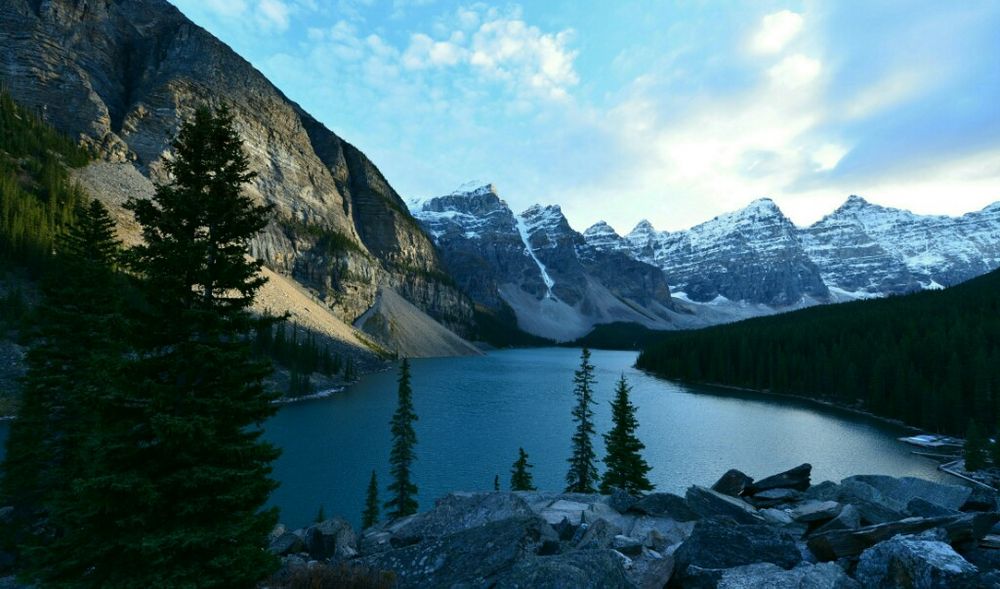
[584,221,619,236]
[450,181,499,198]
[741,197,783,216]
[629,219,657,235]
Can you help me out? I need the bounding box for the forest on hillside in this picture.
[637,269,1000,436]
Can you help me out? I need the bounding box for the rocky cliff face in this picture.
[0,0,474,344]
[411,185,676,341]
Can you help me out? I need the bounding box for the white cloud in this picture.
[256,0,292,32]
[752,10,804,54]
[813,143,848,171]
[842,71,925,120]
[402,33,467,69]
[469,17,578,100]
[768,54,822,89]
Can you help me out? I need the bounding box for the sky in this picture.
[169,0,1000,234]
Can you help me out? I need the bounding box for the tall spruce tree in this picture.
[386,358,419,518]
[510,447,536,491]
[38,105,282,587]
[566,348,599,493]
[600,374,654,494]
[0,199,123,565]
[362,470,380,529]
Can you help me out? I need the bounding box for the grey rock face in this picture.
[629,493,701,522]
[672,518,801,580]
[412,185,675,341]
[685,486,766,525]
[0,0,473,339]
[304,517,357,561]
[494,549,634,589]
[855,530,979,589]
[703,562,860,589]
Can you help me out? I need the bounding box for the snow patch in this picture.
[515,215,557,300]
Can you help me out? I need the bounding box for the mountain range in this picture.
[2,0,999,350]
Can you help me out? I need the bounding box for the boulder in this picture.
[807,512,1000,561]
[612,534,645,557]
[751,488,803,508]
[384,492,535,545]
[304,517,357,561]
[360,515,548,588]
[760,508,795,526]
[789,501,842,523]
[812,504,862,535]
[608,488,639,514]
[576,518,623,551]
[629,493,700,522]
[842,475,972,512]
[553,517,579,541]
[961,486,998,512]
[711,469,755,497]
[628,516,693,551]
[540,499,591,527]
[685,486,765,525]
[628,552,674,589]
[494,549,633,589]
[583,501,635,532]
[855,530,979,588]
[268,532,305,556]
[683,562,860,589]
[751,464,812,493]
[907,497,960,518]
[672,518,801,582]
[803,481,841,502]
[836,479,908,524]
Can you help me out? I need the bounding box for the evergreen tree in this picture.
[566,348,599,493]
[362,470,380,529]
[315,506,326,523]
[600,374,654,494]
[494,474,500,491]
[510,447,536,491]
[965,420,988,472]
[385,358,418,518]
[34,106,281,587]
[992,423,1000,468]
[0,199,123,564]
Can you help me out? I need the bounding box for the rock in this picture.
[536,539,561,556]
[712,469,755,497]
[540,499,591,527]
[384,492,535,545]
[760,508,795,526]
[789,501,842,523]
[688,562,860,589]
[608,488,639,514]
[751,488,803,508]
[842,475,972,512]
[629,493,700,522]
[855,530,979,588]
[813,504,862,535]
[672,518,801,582]
[961,486,999,512]
[628,552,674,589]
[804,481,841,502]
[494,549,633,588]
[613,535,645,557]
[836,479,908,524]
[583,501,635,532]
[269,532,305,556]
[908,497,960,518]
[807,512,1000,561]
[751,464,812,493]
[576,518,623,551]
[685,486,765,525]
[553,517,579,541]
[304,518,357,561]
[360,515,548,588]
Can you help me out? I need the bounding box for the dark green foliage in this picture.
[268,562,396,589]
[965,420,988,471]
[493,474,500,491]
[0,199,123,568]
[385,358,419,518]
[566,348,599,493]
[568,322,666,351]
[279,218,366,257]
[44,105,281,587]
[510,447,536,492]
[255,318,343,392]
[362,470,380,529]
[315,505,326,523]
[472,303,555,348]
[992,423,1000,468]
[600,375,653,494]
[0,284,28,331]
[637,269,1000,435]
[0,91,88,270]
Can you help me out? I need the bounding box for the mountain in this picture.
[0,0,476,356]
[411,185,678,342]
[587,196,1000,310]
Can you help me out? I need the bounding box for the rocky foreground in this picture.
[268,464,1000,588]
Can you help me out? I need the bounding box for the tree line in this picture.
[637,269,1000,437]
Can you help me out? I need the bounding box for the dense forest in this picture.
[0,91,88,271]
[637,268,1000,436]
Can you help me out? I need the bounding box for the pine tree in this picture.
[385,358,419,518]
[33,106,281,587]
[494,475,500,491]
[315,506,326,523]
[566,348,599,493]
[510,447,536,491]
[992,423,1000,468]
[0,199,123,564]
[362,470,380,529]
[600,374,654,494]
[965,420,988,472]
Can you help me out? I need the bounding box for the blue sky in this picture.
[170,0,1000,234]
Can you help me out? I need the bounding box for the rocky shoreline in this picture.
[265,463,1000,588]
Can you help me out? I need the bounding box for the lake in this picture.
[0,347,951,529]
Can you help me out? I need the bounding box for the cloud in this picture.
[470,17,578,100]
[752,10,804,54]
[256,0,292,32]
[768,54,822,89]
